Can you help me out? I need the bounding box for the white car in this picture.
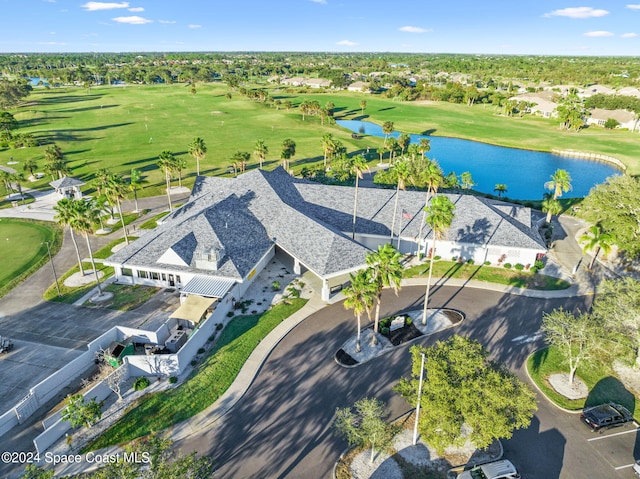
[633,460,640,477]
[458,459,521,479]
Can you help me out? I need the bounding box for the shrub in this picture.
[484,261,491,266]
[514,263,524,271]
[226,311,234,318]
[168,376,178,384]
[381,326,390,336]
[190,359,197,367]
[271,280,281,291]
[503,263,512,269]
[197,348,205,354]
[433,255,441,261]
[405,317,413,326]
[207,334,216,342]
[534,259,544,270]
[216,323,223,330]
[133,376,150,391]
[530,266,539,274]
[380,317,391,328]
[466,259,474,265]
[451,256,458,262]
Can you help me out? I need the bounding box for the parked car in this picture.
[580,402,634,431]
[457,459,521,479]
[633,459,640,477]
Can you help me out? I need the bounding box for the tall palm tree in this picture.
[360,99,367,115]
[8,173,26,204]
[321,133,335,169]
[128,168,147,213]
[382,121,394,146]
[580,224,615,270]
[254,139,268,169]
[174,156,187,187]
[54,198,85,276]
[231,151,250,174]
[422,195,456,325]
[104,173,129,244]
[71,198,103,294]
[350,155,369,239]
[416,160,444,255]
[22,158,38,179]
[366,244,403,345]
[418,138,431,159]
[343,269,377,354]
[545,168,572,200]
[389,158,411,245]
[281,139,296,171]
[157,150,175,212]
[494,183,508,198]
[541,192,562,224]
[397,133,411,155]
[188,137,207,176]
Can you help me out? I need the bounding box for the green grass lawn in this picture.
[404,260,571,290]
[83,283,160,311]
[527,347,637,412]
[0,218,62,298]
[85,298,307,451]
[43,261,114,303]
[139,210,171,229]
[7,83,639,205]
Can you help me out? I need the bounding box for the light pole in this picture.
[44,241,61,297]
[412,351,426,446]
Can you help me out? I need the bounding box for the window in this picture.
[150,272,160,280]
[137,270,148,279]
[122,268,133,276]
[175,275,181,284]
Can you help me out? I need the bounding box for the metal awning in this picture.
[170,295,217,324]
[181,275,235,298]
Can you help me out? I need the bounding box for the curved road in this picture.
[173,285,616,479]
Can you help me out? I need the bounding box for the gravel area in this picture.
[613,361,640,395]
[63,270,105,287]
[548,373,588,400]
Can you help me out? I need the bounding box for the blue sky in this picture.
[1,0,639,55]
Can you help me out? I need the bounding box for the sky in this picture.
[1,0,639,55]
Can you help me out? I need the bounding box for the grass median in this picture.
[85,298,307,451]
[404,260,571,290]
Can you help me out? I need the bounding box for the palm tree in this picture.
[8,173,26,204]
[580,224,615,270]
[22,158,38,179]
[545,168,572,200]
[418,138,431,159]
[397,133,411,155]
[541,192,562,224]
[366,244,403,345]
[359,99,367,115]
[416,160,444,255]
[254,139,268,169]
[321,133,335,169]
[157,150,175,212]
[422,195,455,325]
[54,198,85,276]
[231,151,250,174]
[350,154,369,239]
[188,137,207,176]
[389,158,411,245]
[494,183,508,198]
[174,156,187,187]
[43,145,70,180]
[343,269,377,354]
[104,173,129,244]
[281,139,296,171]
[128,168,147,213]
[382,121,394,146]
[72,198,103,295]
[460,171,475,190]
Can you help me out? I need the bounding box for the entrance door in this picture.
[168,274,175,286]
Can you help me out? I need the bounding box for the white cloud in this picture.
[188,24,202,29]
[584,30,614,36]
[43,0,56,3]
[112,15,152,24]
[626,4,640,9]
[399,26,429,33]
[337,40,358,46]
[621,32,638,37]
[310,0,327,4]
[544,7,609,18]
[38,41,66,45]
[159,20,176,24]
[128,6,144,12]
[82,2,129,11]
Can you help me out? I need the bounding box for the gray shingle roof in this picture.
[49,176,85,189]
[107,168,544,280]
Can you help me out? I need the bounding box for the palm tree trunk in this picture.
[545,210,552,224]
[371,297,381,346]
[422,237,437,325]
[352,175,360,239]
[197,158,200,176]
[133,189,139,213]
[165,172,173,212]
[390,184,400,241]
[417,190,430,256]
[117,199,129,245]
[356,314,362,353]
[588,246,600,270]
[69,228,85,276]
[84,234,102,295]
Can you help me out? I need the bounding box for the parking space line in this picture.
[615,464,635,470]
[588,427,640,442]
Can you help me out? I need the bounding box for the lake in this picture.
[337,119,621,200]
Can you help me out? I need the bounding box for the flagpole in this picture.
[397,212,403,252]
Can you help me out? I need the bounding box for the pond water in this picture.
[337,119,621,200]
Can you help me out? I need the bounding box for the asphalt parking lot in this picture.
[582,422,640,477]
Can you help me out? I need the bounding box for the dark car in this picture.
[580,402,634,431]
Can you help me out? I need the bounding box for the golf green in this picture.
[0,218,59,293]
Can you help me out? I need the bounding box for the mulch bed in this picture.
[385,322,424,346]
[335,348,358,366]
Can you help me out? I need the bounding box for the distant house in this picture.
[579,84,616,98]
[586,108,639,131]
[348,81,371,93]
[280,77,305,87]
[49,176,85,200]
[105,168,546,302]
[510,93,558,118]
[305,78,332,89]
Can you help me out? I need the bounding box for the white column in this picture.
[293,257,301,275]
[321,279,330,301]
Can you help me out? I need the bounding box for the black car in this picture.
[580,402,634,431]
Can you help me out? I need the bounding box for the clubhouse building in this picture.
[105,168,546,302]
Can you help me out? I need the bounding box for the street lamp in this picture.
[412,352,426,446]
[44,241,61,297]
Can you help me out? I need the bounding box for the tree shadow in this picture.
[420,129,437,136]
[585,376,635,411]
[56,104,119,113]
